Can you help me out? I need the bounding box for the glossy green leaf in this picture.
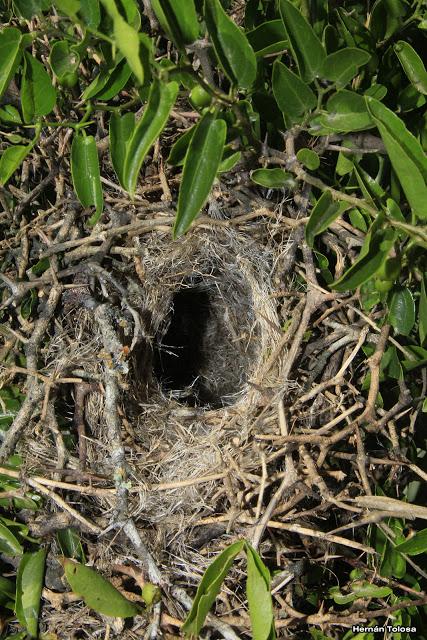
[351,582,392,598]
[204,0,257,89]
[245,544,276,640]
[272,60,317,118]
[57,528,85,563]
[71,133,104,222]
[113,15,144,84]
[100,0,144,84]
[353,163,385,206]
[109,111,135,187]
[366,97,427,220]
[251,168,294,189]
[49,41,80,83]
[349,209,368,231]
[296,148,320,170]
[388,287,415,336]
[419,278,427,346]
[0,522,23,556]
[279,0,325,82]
[395,529,427,556]
[398,83,426,112]
[365,83,388,100]
[0,104,22,125]
[331,223,395,292]
[311,90,374,134]
[83,55,129,101]
[21,52,56,123]
[123,79,178,196]
[370,0,406,42]
[62,559,139,617]
[174,112,226,238]
[320,47,371,86]
[182,540,245,637]
[247,20,288,57]
[218,149,241,173]
[0,145,31,186]
[79,0,101,28]
[168,125,196,167]
[15,549,46,638]
[0,27,22,100]
[306,191,349,247]
[394,41,427,96]
[150,0,199,48]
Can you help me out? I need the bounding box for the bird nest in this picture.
[28,221,289,568]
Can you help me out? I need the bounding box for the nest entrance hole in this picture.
[153,286,214,406]
[153,282,246,409]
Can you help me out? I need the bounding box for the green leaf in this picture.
[0,27,22,100]
[335,149,354,176]
[245,544,276,640]
[174,111,226,238]
[247,20,288,57]
[204,0,257,89]
[62,558,139,617]
[109,111,135,187]
[320,47,371,86]
[53,0,81,16]
[113,14,144,84]
[168,125,196,167]
[311,90,374,134]
[21,52,56,123]
[150,0,199,48]
[84,59,132,101]
[15,549,46,638]
[306,191,350,247]
[251,168,294,189]
[218,149,241,173]
[12,0,45,18]
[351,582,392,598]
[0,145,31,186]
[100,0,144,84]
[79,0,101,28]
[349,208,368,231]
[20,289,37,319]
[0,522,23,556]
[395,529,427,556]
[370,0,406,42]
[49,41,80,83]
[57,528,85,563]
[182,540,245,637]
[331,222,395,292]
[366,97,427,220]
[419,278,427,345]
[0,104,22,125]
[123,79,178,196]
[296,148,320,170]
[388,287,415,336]
[71,133,104,223]
[272,60,317,118]
[394,41,427,96]
[279,0,325,83]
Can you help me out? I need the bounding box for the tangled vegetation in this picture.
[0,0,427,638]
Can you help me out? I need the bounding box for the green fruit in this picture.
[374,278,394,293]
[59,71,79,88]
[189,85,212,109]
[376,256,401,281]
